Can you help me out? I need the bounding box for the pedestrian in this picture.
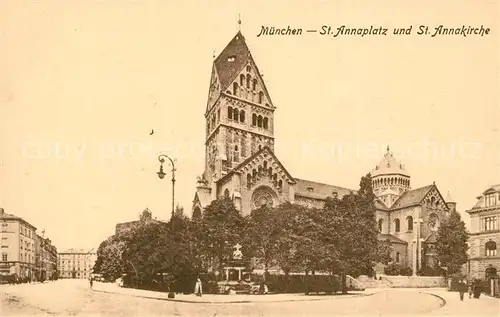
[194,277,202,297]
[468,280,473,299]
[458,279,467,301]
[89,275,93,290]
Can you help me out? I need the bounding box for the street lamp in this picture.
[157,154,176,299]
[157,154,176,232]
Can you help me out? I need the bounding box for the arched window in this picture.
[257,115,263,128]
[246,65,251,72]
[253,79,257,90]
[239,110,245,122]
[278,179,283,191]
[233,108,239,121]
[378,219,383,232]
[258,144,262,150]
[485,240,497,256]
[263,161,267,169]
[228,106,233,120]
[233,82,239,96]
[263,117,269,129]
[224,189,230,198]
[268,167,273,177]
[394,218,400,233]
[252,114,257,126]
[258,91,264,104]
[407,216,413,231]
[396,252,400,263]
[240,74,245,86]
[247,174,252,189]
[258,165,263,175]
[246,74,251,89]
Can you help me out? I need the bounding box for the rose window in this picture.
[252,186,276,209]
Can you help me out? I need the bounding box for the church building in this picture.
[192,30,455,276]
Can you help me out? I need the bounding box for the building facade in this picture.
[465,184,500,279]
[35,233,58,281]
[0,208,37,280]
[192,31,456,276]
[58,249,96,279]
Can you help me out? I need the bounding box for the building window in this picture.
[483,216,497,231]
[1,223,7,232]
[394,218,400,233]
[263,117,269,129]
[246,74,251,89]
[258,91,264,104]
[485,194,497,207]
[396,252,400,263]
[407,216,413,231]
[239,110,245,122]
[233,82,238,95]
[252,114,257,126]
[246,65,251,72]
[233,108,239,121]
[257,115,263,128]
[378,219,383,232]
[227,106,233,120]
[485,240,497,256]
[1,253,6,261]
[240,74,245,86]
[252,79,257,91]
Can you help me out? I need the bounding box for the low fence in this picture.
[383,276,446,288]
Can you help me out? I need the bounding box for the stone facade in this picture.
[192,31,454,277]
[58,249,96,279]
[0,208,37,280]
[465,184,500,279]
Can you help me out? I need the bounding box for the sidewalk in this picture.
[420,289,499,317]
[92,282,378,304]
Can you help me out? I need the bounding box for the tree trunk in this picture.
[341,271,347,294]
[305,270,309,295]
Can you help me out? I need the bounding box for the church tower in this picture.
[371,146,411,208]
[202,31,276,187]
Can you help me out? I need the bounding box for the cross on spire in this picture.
[238,13,241,31]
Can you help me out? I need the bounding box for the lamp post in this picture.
[157,154,176,232]
[156,154,176,299]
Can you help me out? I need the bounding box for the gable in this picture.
[421,185,449,210]
[214,31,274,109]
[225,60,273,109]
[390,184,434,210]
[217,146,295,186]
[206,64,221,113]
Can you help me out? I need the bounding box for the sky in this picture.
[0,0,498,250]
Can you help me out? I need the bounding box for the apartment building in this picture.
[58,248,96,279]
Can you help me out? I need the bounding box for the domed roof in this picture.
[372,146,409,177]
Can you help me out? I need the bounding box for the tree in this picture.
[435,209,469,275]
[94,234,128,281]
[321,173,382,293]
[200,197,244,274]
[242,206,281,275]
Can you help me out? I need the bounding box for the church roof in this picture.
[217,146,296,185]
[214,31,250,91]
[371,146,409,177]
[390,184,435,210]
[213,31,274,108]
[374,198,389,211]
[378,233,408,245]
[294,178,353,200]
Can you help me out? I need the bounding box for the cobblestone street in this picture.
[1,280,498,316]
